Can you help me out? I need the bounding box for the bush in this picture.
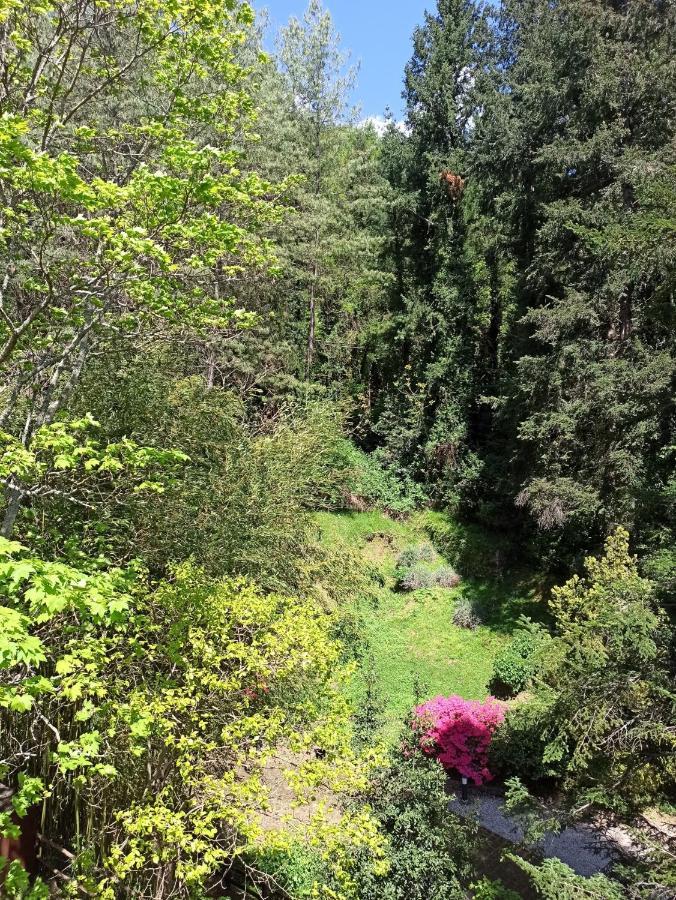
[414,695,506,784]
[395,546,460,592]
[253,843,327,898]
[641,545,676,604]
[353,660,387,747]
[434,565,462,589]
[452,597,482,630]
[396,542,435,568]
[507,857,624,899]
[299,536,381,653]
[333,441,427,514]
[351,735,475,900]
[489,695,557,783]
[75,373,357,588]
[396,564,435,591]
[529,528,676,813]
[489,620,551,697]
[0,550,372,897]
[471,878,522,900]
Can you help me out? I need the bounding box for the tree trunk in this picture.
[0,329,93,537]
[1,483,23,538]
[306,266,317,377]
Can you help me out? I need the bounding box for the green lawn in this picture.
[315,510,539,738]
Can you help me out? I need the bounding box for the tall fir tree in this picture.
[224,2,394,411]
[374,0,675,572]
[476,0,676,564]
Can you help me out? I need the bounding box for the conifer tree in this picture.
[233,2,393,403]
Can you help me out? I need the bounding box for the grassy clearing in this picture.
[315,510,540,738]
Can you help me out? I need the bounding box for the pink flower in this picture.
[413,695,505,785]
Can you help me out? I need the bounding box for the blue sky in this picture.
[256,1,431,119]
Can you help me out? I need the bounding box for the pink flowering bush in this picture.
[413,695,505,785]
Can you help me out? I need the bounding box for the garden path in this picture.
[449,786,637,877]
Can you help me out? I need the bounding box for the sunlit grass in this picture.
[315,510,539,739]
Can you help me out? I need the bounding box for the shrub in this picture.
[350,734,475,900]
[396,563,437,592]
[253,843,327,899]
[471,878,522,900]
[122,384,355,587]
[0,545,380,897]
[532,528,676,813]
[414,695,506,784]
[353,660,387,747]
[507,857,624,899]
[452,597,482,630]
[489,695,558,783]
[489,620,551,697]
[332,441,427,514]
[396,543,435,568]
[395,547,460,593]
[434,565,462,589]
[641,545,676,604]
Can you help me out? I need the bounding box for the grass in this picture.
[315,510,540,739]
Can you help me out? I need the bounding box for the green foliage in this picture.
[0,0,281,536]
[365,0,676,587]
[350,738,474,900]
[0,859,49,900]
[352,659,387,749]
[470,878,521,900]
[234,1,394,395]
[642,545,676,604]
[478,0,675,560]
[57,357,358,585]
[489,696,556,783]
[0,537,134,720]
[506,856,624,900]
[1,0,675,890]
[337,442,426,514]
[253,842,329,898]
[0,416,187,546]
[133,394,357,584]
[502,777,565,846]
[0,546,385,897]
[612,831,676,900]
[497,529,676,811]
[489,619,552,697]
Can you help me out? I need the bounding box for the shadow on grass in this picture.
[319,509,552,636]
[456,575,550,635]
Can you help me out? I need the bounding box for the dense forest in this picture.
[0,0,674,898]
